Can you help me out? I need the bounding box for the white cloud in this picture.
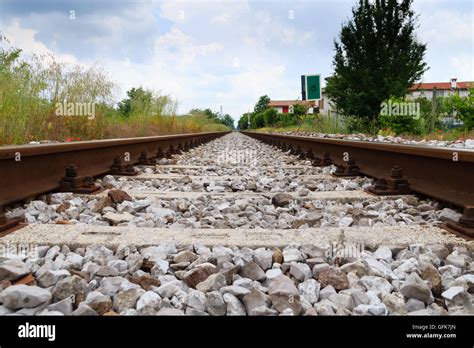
[154,28,223,66]
[211,13,231,24]
[3,20,77,65]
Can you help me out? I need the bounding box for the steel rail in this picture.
[242,131,474,207]
[0,131,229,206]
[242,131,474,237]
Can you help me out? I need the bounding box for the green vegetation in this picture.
[325,0,428,125]
[242,0,473,142]
[237,95,311,130]
[189,108,235,130]
[0,47,230,145]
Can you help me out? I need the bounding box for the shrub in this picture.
[263,108,278,126]
[378,114,422,135]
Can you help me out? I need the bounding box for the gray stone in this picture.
[185,307,209,316]
[156,280,186,298]
[406,298,425,312]
[52,275,89,301]
[272,193,292,207]
[290,263,312,282]
[64,253,84,269]
[312,263,330,278]
[445,254,467,269]
[183,262,217,288]
[223,293,246,315]
[136,291,161,313]
[220,285,250,298]
[298,279,320,304]
[72,303,98,316]
[363,255,398,280]
[319,285,337,300]
[437,208,461,222]
[156,308,185,315]
[0,260,29,281]
[373,247,393,263]
[206,291,226,316]
[85,291,113,315]
[243,289,271,315]
[382,292,407,315]
[151,259,170,277]
[253,249,273,271]
[265,268,283,280]
[173,250,198,264]
[339,261,367,277]
[113,287,145,313]
[360,276,393,297]
[96,266,119,277]
[196,273,227,292]
[37,269,71,288]
[251,306,278,316]
[240,262,266,281]
[186,289,207,311]
[98,276,127,296]
[314,299,337,315]
[428,245,450,260]
[328,293,355,311]
[2,285,52,309]
[400,273,433,304]
[107,260,129,273]
[268,275,299,296]
[47,298,73,315]
[442,286,472,309]
[282,248,303,263]
[353,303,388,316]
[103,212,134,224]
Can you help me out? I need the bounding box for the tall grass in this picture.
[0,48,228,145]
[257,114,348,134]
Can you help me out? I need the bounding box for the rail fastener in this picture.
[366,166,411,195]
[59,165,102,194]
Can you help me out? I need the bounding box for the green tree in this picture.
[118,87,152,117]
[326,0,428,127]
[442,88,474,130]
[221,114,235,129]
[238,113,251,130]
[254,95,270,114]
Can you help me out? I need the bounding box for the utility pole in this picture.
[247,110,251,129]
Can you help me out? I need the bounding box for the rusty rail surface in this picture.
[242,131,474,238]
[0,132,229,206]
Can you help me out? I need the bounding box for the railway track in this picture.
[0,132,472,316]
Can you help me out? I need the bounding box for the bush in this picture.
[277,113,298,127]
[378,114,422,135]
[263,108,278,126]
[251,112,265,128]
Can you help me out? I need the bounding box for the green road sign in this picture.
[302,74,321,100]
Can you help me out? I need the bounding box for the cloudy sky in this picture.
[0,0,472,121]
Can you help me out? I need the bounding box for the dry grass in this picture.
[0,48,228,145]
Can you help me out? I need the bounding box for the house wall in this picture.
[406,89,469,100]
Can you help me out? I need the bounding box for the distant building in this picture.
[318,78,473,116]
[268,100,317,114]
[406,79,473,99]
